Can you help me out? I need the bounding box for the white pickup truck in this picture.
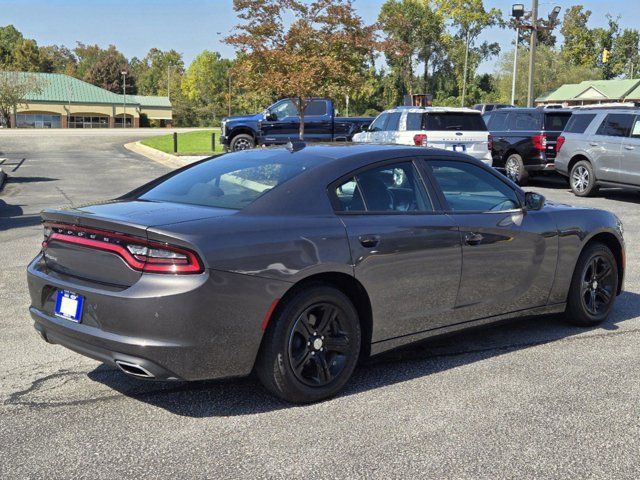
[352,106,493,166]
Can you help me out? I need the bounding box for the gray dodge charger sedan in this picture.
[27,143,625,403]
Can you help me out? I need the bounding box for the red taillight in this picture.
[487,134,493,151]
[532,134,547,151]
[413,133,427,146]
[42,223,203,274]
[556,135,565,152]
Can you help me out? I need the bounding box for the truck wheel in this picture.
[504,153,528,185]
[230,134,255,151]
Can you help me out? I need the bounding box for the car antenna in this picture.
[286,140,306,152]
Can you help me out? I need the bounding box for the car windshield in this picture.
[139,152,314,210]
[425,113,487,131]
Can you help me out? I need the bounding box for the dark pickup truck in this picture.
[220,98,373,151]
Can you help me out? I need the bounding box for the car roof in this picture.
[494,107,572,114]
[383,106,481,114]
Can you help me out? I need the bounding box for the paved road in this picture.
[1,136,639,479]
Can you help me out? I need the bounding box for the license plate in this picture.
[452,144,466,152]
[54,290,84,323]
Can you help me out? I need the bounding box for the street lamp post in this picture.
[511,4,525,106]
[121,70,127,128]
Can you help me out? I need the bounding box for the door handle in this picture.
[624,145,635,150]
[359,235,380,248]
[589,142,599,147]
[464,232,484,246]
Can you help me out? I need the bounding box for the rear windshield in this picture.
[139,152,313,209]
[424,113,487,131]
[544,113,572,131]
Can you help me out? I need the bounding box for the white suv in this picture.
[352,106,493,165]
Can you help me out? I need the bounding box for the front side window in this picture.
[140,152,315,210]
[384,112,402,131]
[333,162,432,213]
[368,113,389,132]
[269,100,298,120]
[595,113,634,137]
[564,114,596,134]
[427,160,520,213]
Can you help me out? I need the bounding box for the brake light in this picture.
[487,134,493,151]
[556,135,566,152]
[532,134,547,151]
[41,223,203,274]
[413,134,427,146]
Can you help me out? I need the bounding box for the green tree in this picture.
[12,39,43,72]
[436,0,503,106]
[133,48,184,96]
[226,0,377,140]
[181,50,232,124]
[84,47,133,93]
[0,25,23,67]
[39,45,77,75]
[0,71,46,127]
[560,6,598,67]
[611,29,640,78]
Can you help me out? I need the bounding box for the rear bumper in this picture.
[27,254,290,381]
[526,162,556,172]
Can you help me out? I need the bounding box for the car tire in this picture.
[256,284,361,403]
[504,153,529,185]
[565,242,618,327]
[570,160,599,197]
[229,134,255,151]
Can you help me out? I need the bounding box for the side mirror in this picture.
[524,191,545,211]
[265,112,277,121]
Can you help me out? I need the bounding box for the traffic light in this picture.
[602,49,610,63]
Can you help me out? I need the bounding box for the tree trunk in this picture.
[423,53,430,95]
[297,96,305,141]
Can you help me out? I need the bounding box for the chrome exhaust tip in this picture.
[115,360,154,378]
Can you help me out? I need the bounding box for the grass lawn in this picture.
[141,129,224,155]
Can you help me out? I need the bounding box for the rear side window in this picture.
[595,114,634,137]
[544,113,571,131]
[140,154,312,210]
[425,113,487,131]
[564,114,596,134]
[385,112,402,131]
[488,112,508,130]
[306,100,328,116]
[512,112,542,131]
[406,113,423,131]
[333,162,432,213]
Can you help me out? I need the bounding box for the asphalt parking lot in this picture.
[1,133,639,479]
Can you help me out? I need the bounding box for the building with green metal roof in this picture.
[1,71,172,128]
[535,78,640,107]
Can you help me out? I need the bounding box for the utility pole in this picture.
[167,65,171,100]
[461,29,470,107]
[526,0,538,107]
[511,28,519,105]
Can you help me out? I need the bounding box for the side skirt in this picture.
[369,303,566,356]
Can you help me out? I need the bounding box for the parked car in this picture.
[28,144,625,403]
[220,98,372,151]
[472,103,514,114]
[555,107,640,196]
[352,107,493,165]
[486,107,573,184]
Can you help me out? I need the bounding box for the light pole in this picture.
[461,28,470,107]
[121,70,127,128]
[511,4,525,105]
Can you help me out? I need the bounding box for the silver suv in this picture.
[555,107,640,196]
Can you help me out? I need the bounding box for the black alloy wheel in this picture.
[256,284,361,403]
[566,242,618,326]
[288,302,352,387]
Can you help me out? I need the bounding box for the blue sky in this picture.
[0,0,634,74]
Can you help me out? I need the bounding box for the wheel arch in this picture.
[228,127,256,144]
[567,154,591,177]
[581,231,624,295]
[262,272,373,360]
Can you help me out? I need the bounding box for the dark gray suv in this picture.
[555,108,640,196]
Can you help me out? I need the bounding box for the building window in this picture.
[16,114,61,128]
[68,115,109,128]
[114,116,133,127]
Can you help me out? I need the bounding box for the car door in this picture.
[362,113,389,143]
[487,111,510,167]
[619,114,640,186]
[380,111,402,144]
[303,100,333,142]
[589,113,633,182]
[259,99,299,143]
[422,159,558,322]
[332,159,462,342]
